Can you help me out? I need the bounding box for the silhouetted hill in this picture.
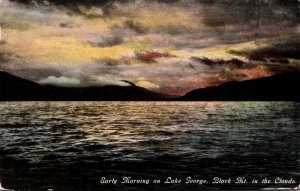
[1,71,299,101]
[43,85,165,101]
[179,72,300,101]
[0,71,46,100]
[0,72,165,101]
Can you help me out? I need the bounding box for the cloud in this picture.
[199,0,299,27]
[134,79,160,90]
[88,35,124,47]
[86,75,130,87]
[0,66,62,81]
[38,76,81,86]
[1,0,299,96]
[10,0,113,7]
[136,50,173,63]
[0,51,12,63]
[233,39,300,61]
[190,57,255,69]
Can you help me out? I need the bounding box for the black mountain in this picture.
[0,71,299,101]
[179,72,300,101]
[0,71,165,101]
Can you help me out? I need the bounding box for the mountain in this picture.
[43,85,165,101]
[1,71,299,101]
[0,71,46,100]
[0,71,165,101]
[179,72,300,101]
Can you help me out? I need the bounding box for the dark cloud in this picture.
[200,0,299,26]
[8,0,181,16]
[10,0,299,21]
[123,20,148,34]
[88,36,124,48]
[59,22,74,28]
[191,57,255,69]
[10,0,181,6]
[265,65,300,74]
[0,47,16,64]
[230,38,300,61]
[10,0,113,6]
[0,52,11,63]
[136,51,174,63]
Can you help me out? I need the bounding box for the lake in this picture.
[0,102,299,190]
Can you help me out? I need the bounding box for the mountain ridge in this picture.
[179,72,300,101]
[0,71,299,101]
[0,71,166,101]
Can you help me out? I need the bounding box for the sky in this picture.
[0,0,300,95]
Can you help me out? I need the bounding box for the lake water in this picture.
[0,102,299,191]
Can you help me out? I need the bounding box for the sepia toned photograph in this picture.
[0,0,299,190]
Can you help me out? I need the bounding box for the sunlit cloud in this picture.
[39,76,81,87]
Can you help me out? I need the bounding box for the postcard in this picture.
[0,0,299,190]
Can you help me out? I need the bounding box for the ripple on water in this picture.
[0,102,299,190]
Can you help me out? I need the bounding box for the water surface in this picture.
[0,102,299,190]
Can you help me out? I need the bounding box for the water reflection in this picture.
[0,102,299,190]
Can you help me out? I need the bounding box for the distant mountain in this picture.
[1,71,299,101]
[179,72,300,101]
[0,71,166,101]
[0,71,46,100]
